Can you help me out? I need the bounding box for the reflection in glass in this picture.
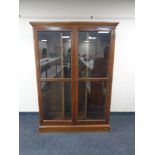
[78,81,107,120]
[38,31,71,78]
[41,82,72,120]
[78,31,111,78]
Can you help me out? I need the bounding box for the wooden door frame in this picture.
[31,26,75,125]
[74,26,117,125]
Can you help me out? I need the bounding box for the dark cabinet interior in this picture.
[31,22,118,132]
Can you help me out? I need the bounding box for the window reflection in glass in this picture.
[38,31,71,78]
[78,31,111,78]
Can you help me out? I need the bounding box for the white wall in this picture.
[19,0,135,112]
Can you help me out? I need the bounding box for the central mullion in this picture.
[72,28,79,124]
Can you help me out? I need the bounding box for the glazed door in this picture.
[34,26,114,125]
[34,28,74,124]
[76,27,113,123]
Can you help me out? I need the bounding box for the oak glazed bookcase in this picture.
[30,22,118,132]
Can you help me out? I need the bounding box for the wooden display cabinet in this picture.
[30,22,118,132]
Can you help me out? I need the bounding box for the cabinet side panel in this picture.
[104,27,116,123]
[32,27,44,123]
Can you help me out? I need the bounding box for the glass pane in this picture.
[78,31,111,78]
[38,31,71,78]
[78,81,108,120]
[41,82,72,120]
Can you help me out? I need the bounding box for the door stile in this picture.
[71,28,76,124]
[73,27,79,124]
[60,32,65,118]
[104,28,116,123]
[33,29,45,123]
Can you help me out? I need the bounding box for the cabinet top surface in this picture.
[30,22,119,27]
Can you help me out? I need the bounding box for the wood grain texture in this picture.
[104,28,116,124]
[30,22,118,132]
[32,29,44,123]
[30,22,119,27]
[39,124,110,132]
